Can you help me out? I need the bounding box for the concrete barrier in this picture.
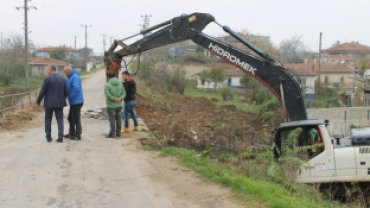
[307,107,370,136]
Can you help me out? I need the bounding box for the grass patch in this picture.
[144,145,155,151]
[185,87,281,115]
[160,147,341,208]
[0,76,44,93]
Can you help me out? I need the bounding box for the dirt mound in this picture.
[136,94,283,151]
[0,105,42,130]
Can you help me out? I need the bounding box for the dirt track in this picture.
[0,70,248,208]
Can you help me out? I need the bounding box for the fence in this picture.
[0,90,39,118]
[307,107,370,136]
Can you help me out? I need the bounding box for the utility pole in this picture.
[0,32,3,49]
[74,36,77,49]
[110,36,113,45]
[318,32,322,88]
[16,0,37,88]
[80,24,91,70]
[140,15,151,60]
[140,15,152,37]
[101,34,108,54]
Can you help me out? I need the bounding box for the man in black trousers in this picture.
[37,65,68,143]
[63,66,84,140]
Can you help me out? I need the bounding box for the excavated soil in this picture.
[135,94,283,152]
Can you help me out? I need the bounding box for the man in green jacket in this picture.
[104,72,126,138]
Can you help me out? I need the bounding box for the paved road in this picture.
[0,70,244,208]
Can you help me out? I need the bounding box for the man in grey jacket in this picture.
[37,65,68,143]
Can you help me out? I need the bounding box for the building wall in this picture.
[307,107,370,136]
[36,51,78,59]
[314,73,356,86]
[65,52,79,59]
[30,65,65,76]
[31,65,47,75]
[36,51,49,57]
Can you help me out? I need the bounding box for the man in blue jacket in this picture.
[37,65,67,143]
[63,66,84,140]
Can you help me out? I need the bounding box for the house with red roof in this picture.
[28,56,67,75]
[35,46,79,59]
[286,63,357,90]
[323,41,370,64]
[285,63,317,99]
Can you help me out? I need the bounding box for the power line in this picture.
[16,0,37,88]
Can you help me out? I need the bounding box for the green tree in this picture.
[130,59,154,85]
[240,74,271,103]
[199,69,210,85]
[208,67,225,92]
[195,45,204,53]
[170,65,186,95]
[0,34,25,86]
[49,47,67,60]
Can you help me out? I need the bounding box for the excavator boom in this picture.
[104,12,307,121]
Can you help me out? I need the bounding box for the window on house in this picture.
[340,76,344,84]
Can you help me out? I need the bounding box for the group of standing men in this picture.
[36,65,84,143]
[36,65,138,142]
[104,71,139,138]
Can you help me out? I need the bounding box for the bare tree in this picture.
[357,55,370,76]
[279,35,307,64]
[0,34,25,86]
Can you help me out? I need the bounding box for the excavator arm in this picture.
[104,12,307,121]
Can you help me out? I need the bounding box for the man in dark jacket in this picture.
[37,65,68,143]
[121,71,139,133]
[63,66,84,140]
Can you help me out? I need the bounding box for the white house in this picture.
[285,63,317,99]
[197,68,245,89]
[28,56,66,76]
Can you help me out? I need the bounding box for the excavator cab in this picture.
[274,120,325,161]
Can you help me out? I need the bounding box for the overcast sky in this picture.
[1,0,369,55]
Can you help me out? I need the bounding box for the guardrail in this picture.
[0,89,39,118]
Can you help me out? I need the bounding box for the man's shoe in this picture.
[116,134,121,137]
[106,134,115,138]
[71,136,81,140]
[133,126,139,131]
[56,138,63,143]
[47,138,52,143]
[121,127,130,133]
[64,134,75,139]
